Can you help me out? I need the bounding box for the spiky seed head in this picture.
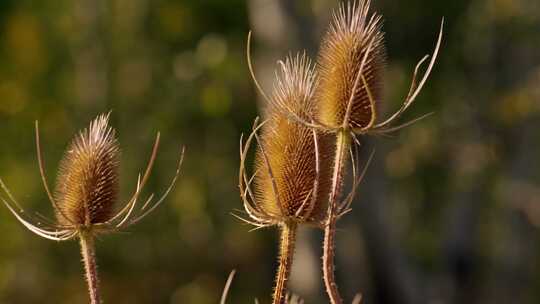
[268,53,318,120]
[253,54,334,224]
[54,113,120,227]
[316,0,386,129]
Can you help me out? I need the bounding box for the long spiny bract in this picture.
[316,0,386,130]
[251,54,334,225]
[55,113,120,226]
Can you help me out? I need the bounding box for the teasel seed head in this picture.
[239,54,334,228]
[316,0,386,130]
[0,113,184,241]
[54,113,120,226]
[245,3,442,137]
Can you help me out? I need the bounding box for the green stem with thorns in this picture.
[273,222,297,304]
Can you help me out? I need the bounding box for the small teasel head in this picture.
[316,0,386,131]
[54,113,120,227]
[0,113,184,241]
[239,54,334,228]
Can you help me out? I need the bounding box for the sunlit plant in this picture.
[239,0,443,303]
[238,53,335,304]
[0,113,183,304]
[311,2,442,302]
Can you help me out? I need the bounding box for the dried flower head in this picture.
[1,113,183,240]
[239,54,333,228]
[316,0,386,130]
[267,0,443,136]
[54,115,120,226]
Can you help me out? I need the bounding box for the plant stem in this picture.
[323,130,351,304]
[273,222,297,304]
[80,232,101,304]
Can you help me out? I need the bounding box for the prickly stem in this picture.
[80,232,101,304]
[273,222,297,304]
[323,130,351,304]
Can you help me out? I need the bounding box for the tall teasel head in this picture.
[272,0,443,135]
[316,0,386,131]
[239,54,334,227]
[0,113,183,240]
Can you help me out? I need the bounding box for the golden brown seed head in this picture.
[253,54,334,224]
[54,113,120,227]
[316,0,386,129]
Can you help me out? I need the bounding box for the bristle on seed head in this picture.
[316,0,386,130]
[251,54,333,224]
[54,113,120,226]
[268,53,318,120]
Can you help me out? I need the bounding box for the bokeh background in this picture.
[0,0,538,303]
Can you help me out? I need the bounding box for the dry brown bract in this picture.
[0,113,183,241]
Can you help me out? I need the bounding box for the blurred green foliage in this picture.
[0,0,538,303]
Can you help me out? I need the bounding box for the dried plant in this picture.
[312,1,443,303]
[253,293,305,304]
[220,271,306,304]
[238,53,334,303]
[244,0,443,303]
[0,113,183,304]
[220,270,237,304]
